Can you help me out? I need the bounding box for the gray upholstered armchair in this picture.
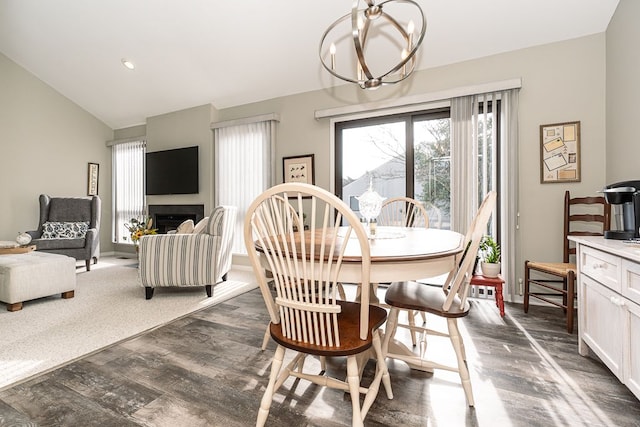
[138,205,237,300]
[27,194,101,271]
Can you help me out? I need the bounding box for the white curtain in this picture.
[500,89,520,302]
[214,119,276,255]
[451,89,519,299]
[112,140,146,244]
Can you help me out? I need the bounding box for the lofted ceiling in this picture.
[0,0,619,129]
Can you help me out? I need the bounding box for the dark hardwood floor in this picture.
[1,286,639,426]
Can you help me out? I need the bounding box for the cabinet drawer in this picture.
[622,259,640,306]
[581,246,621,293]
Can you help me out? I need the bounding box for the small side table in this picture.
[469,274,505,317]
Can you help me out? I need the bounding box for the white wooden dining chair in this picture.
[382,191,496,407]
[258,194,350,350]
[245,182,393,427]
[377,196,430,346]
[378,196,430,228]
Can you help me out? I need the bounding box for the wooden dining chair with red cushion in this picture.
[524,190,610,333]
[245,182,393,427]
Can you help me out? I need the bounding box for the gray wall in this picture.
[0,52,113,251]
[217,34,607,300]
[606,0,639,184]
[144,104,218,215]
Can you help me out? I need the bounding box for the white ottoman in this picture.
[0,251,76,311]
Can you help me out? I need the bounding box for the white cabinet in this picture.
[571,236,640,400]
[627,300,640,398]
[579,274,624,378]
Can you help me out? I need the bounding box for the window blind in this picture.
[112,140,146,244]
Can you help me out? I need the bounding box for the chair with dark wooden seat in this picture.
[377,196,430,346]
[524,190,610,333]
[245,183,393,427]
[382,191,496,407]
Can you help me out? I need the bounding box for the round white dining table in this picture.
[256,225,464,340]
[336,226,464,284]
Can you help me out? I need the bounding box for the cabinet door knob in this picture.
[609,296,626,307]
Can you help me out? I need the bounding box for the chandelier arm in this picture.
[352,5,374,81]
[373,11,425,80]
[319,12,361,84]
[369,0,427,80]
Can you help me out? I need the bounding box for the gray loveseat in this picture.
[27,194,101,271]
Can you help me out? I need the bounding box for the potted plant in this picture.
[479,235,501,278]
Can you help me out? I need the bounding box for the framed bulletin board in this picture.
[283,154,315,185]
[540,121,580,183]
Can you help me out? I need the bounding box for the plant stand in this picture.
[469,274,505,317]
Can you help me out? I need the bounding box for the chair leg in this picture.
[523,261,530,313]
[257,345,285,427]
[382,308,400,357]
[562,277,568,313]
[374,330,393,400]
[448,318,474,407]
[566,270,576,333]
[205,285,213,297]
[495,282,505,317]
[346,355,364,427]
[408,310,418,346]
[85,259,91,271]
[261,325,271,351]
[145,287,154,300]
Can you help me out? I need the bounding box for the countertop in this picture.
[569,235,640,263]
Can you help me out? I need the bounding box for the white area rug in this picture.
[0,256,257,390]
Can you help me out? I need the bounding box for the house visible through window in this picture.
[336,109,454,229]
[336,101,499,234]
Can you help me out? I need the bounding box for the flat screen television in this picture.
[145,146,199,195]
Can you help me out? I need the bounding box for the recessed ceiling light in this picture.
[121,59,135,70]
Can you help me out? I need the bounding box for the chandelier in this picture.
[319,0,427,89]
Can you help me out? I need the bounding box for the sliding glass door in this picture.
[336,110,451,229]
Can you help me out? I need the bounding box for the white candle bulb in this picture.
[330,43,336,70]
[407,20,415,49]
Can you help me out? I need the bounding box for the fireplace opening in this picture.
[154,213,196,234]
[148,204,205,234]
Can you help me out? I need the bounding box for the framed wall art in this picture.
[283,154,315,185]
[540,121,580,183]
[87,162,99,195]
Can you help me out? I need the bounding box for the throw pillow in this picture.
[175,219,195,234]
[193,217,209,234]
[41,221,89,239]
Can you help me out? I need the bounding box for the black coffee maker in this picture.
[602,180,640,239]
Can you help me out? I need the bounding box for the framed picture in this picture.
[283,154,315,185]
[540,121,580,183]
[87,162,99,195]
